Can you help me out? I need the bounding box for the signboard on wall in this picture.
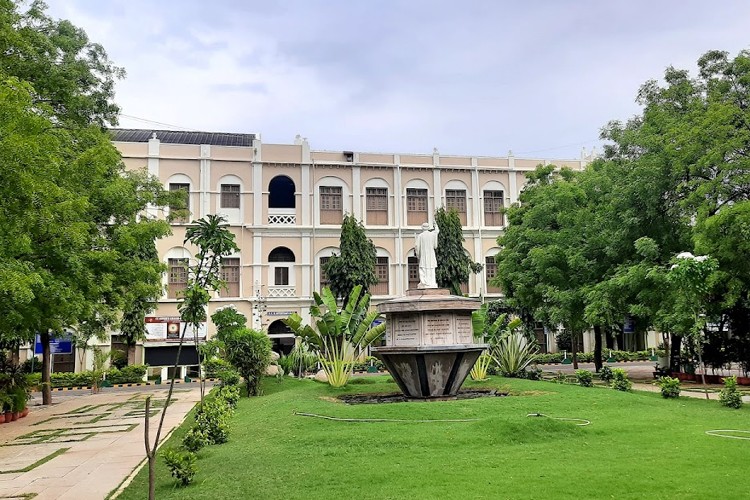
[145,317,206,341]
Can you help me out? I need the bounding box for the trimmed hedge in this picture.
[27,364,148,388]
[533,350,665,365]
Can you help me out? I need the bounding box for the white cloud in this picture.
[46,0,750,158]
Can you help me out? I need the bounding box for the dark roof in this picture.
[110,128,255,147]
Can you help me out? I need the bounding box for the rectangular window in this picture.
[484,190,504,226]
[320,186,343,224]
[167,258,188,298]
[371,257,389,295]
[485,256,501,293]
[445,189,467,225]
[220,184,240,209]
[406,188,428,226]
[366,187,388,225]
[408,256,419,290]
[319,256,330,291]
[220,258,240,297]
[274,267,289,286]
[169,183,190,223]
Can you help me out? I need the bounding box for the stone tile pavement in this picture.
[0,385,202,500]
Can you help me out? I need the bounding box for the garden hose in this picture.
[704,429,750,441]
[293,411,480,423]
[526,412,591,426]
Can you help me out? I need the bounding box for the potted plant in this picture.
[0,391,10,423]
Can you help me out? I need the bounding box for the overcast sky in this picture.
[47,1,750,159]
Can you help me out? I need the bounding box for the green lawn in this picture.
[117,376,750,500]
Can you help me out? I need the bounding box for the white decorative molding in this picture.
[268,286,296,298]
[268,214,296,225]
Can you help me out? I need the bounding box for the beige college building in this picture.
[112,129,595,369]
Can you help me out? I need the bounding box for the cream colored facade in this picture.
[113,129,595,356]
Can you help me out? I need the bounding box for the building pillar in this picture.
[200,144,211,218]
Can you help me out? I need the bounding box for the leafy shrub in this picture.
[532,350,666,365]
[182,427,208,453]
[599,366,613,383]
[195,398,231,444]
[217,368,241,387]
[217,384,240,409]
[519,365,543,380]
[222,328,272,396]
[576,369,593,387]
[552,371,567,384]
[107,365,147,384]
[470,353,493,381]
[279,342,320,376]
[204,358,233,379]
[656,376,680,398]
[110,350,128,369]
[20,358,42,374]
[162,449,197,486]
[610,368,632,392]
[719,376,743,409]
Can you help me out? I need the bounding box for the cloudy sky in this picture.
[47,1,750,159]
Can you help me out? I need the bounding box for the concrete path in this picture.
[0,385,202,500]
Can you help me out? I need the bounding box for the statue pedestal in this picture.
[372,289,487,399]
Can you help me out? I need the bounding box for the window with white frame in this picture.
[445,189,467,225]
[320,186,343,224]
[484,190,504,226]
[366,187,388,225]
[371,256,389,295]
[169,183,190,223]
[406,188,428,225]
[168,258,188,298]
[220,257,240,297]
[220,184,240,209]
[269,247,295,286]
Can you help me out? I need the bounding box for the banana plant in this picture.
[283,285,386,387]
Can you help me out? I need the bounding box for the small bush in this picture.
[217,368,241,387]
[107,364,147,384]
[599,366,613,383]
[611,368,632,392]
[576,369,593,387]
[552,371,567,384]
[217,384,240,409]
[719,376,743,409]
[519,365,543,380]
[162,449,197,486]
[222,328,272,396]
[195,398,231,444]
[656,376,680,399]
[204,358,233,379]
[182,427,208,453]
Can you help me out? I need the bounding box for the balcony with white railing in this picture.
[268,208,296,225]
[267,286,296,298]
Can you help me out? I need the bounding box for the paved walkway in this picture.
[0,385,202,500]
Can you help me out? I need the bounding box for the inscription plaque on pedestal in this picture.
[423,313,453,345]
[455,315,473,344]
[393,314,421,346]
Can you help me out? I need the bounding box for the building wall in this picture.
[114,132,595,353]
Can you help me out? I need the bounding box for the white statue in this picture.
[415,222,439,288]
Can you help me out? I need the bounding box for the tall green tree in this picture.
[323,215,377,303]
[145,214,238,500]
[435,207,482,295]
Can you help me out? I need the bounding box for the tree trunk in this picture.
[571,329,579,370]
[669,334,682,373]
[127,344,136,365]
[144,396,155,500]
[41,331,51,405]
[593,325,603,372]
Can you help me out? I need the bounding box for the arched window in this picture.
[269,176,296,209]
[269,247,295,262]
[269,247,295,286]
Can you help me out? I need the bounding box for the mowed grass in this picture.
[117,376,750,500]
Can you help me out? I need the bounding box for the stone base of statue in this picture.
[372,288,487,400]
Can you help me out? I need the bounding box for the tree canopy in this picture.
[495,49,750,374]
[322,214,377,302]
